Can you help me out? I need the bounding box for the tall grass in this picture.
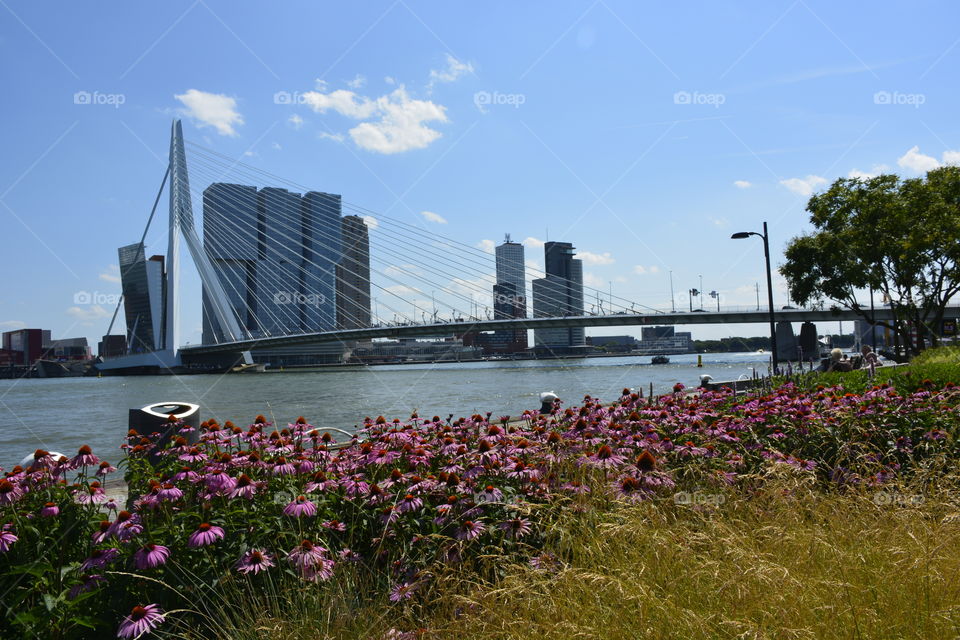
[418,475,960,640]
[785,346,960,393]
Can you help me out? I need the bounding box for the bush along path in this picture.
[2,377,960,638]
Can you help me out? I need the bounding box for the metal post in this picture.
[761,222,778,373]
[669,271,675,312]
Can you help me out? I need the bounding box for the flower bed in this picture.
[2,380,959,638]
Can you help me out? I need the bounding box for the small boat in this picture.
[651,355,670,365]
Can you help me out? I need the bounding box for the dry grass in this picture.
[419,476,960,640]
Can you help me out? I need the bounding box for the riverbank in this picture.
[3,348,959,638]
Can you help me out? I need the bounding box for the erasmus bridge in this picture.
[96,121,946,374]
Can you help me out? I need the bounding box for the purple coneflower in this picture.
[0,480,23,505]
[81,547,120,570]
[156,483,183,502]
[456,519,485,541]
[74,483,107,505]
[389,581,418,602]
[585,444,625,469]
[228,474,258,499]
[117,603,165,638]
[271,456,297,475]
[475,484,504,503]
[187,523,225,547]
[70,445,100,468]
[301,558,336,581]
[287,539,327,569]
[398,493,423,513]
[283,495,317,517]
[321,519,347,532]
[40,502,59,518]
[133,543,170,570]
[498,517,532,539]
[235,549,274,574]
[68,573,105,600]
[0,528,18,553]
[96,461,117,477]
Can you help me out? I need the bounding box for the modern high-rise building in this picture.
[336,215,371,330]
[531,241,585,351]
[201,183,364,365]
[202,184,343,343]
[492,235,527,351]
[201,183,258,343]
[118,243,165,353]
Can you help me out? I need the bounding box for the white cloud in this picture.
[633,265,660,275]
[303,86,448,154]
[525,259,545,279]
[583,272,606,289]
[243,151,256,157]
[362,215,379,230]
[272,142,282,151]
[66,305,110,322]
[709,217,729,227]
[99,265,121,283]
[893,148,960,172]
[346,74,367,89]
[477,239,495,254]
[385,76,396,85]
[0,320,26,330]
[385,284,417,296]
[733,180,752,189]
[302,89,378,119]
[898,146,940,173]
[578,250,614,265]
[419,210,447,224]
[288,114,304,129]
[384,264,423,277]
[428,54,474,89]
[174,89,243,136]
[780,175,828,196]
[317,131,345,142]
[522,236,545,249]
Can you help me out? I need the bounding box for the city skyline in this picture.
[3,2,959,347]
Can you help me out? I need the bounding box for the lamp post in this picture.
[732,221,778,373]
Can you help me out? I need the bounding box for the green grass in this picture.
[418,477,960,640]
[785,345,960,393]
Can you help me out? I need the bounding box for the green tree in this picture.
[780,167,960,357]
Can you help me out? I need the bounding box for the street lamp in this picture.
[731,221,778,373]
[709,290,720,312]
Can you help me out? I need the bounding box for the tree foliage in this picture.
[780,167,960,356]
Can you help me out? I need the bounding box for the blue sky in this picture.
[1,0,958,347]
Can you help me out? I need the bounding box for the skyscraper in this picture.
[118,243,165,353]
[201,183,258,343]
[532,241,585,351]
[202,184,343,344]
[493,235,527,351]
[336,215,371,330]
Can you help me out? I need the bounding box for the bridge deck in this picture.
[181,306,960,355]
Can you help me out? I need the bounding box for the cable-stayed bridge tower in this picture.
[98,120,251,374]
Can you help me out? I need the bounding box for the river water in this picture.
[0,352,771,469]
